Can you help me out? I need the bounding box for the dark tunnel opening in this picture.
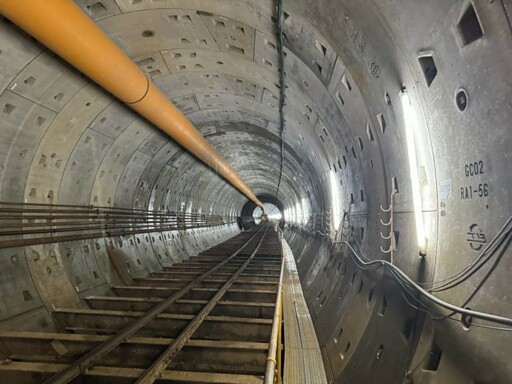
[240,194,285,230]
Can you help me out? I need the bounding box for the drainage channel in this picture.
[0,224,284,384]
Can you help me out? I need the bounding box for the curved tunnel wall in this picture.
[0,1,510,383]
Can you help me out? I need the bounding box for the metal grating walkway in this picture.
[281,238,328,384]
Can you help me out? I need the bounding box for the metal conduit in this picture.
[0,202,233,249]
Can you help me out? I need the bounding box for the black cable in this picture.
[461,234,511,304]
[430,227,511,293]
[333,214,512,324]
[275,0,286,198]
[345,231,512,327]
[436,234,512,321]
[340,241,512,326]
[422,216,512,292]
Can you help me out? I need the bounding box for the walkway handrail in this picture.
[264,236,285,384]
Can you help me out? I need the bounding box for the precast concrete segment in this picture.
[0,0,263,208]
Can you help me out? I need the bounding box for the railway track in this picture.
[0,225,284,384]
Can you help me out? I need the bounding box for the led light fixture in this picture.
[330,170,342,230]
[400,88,426,250]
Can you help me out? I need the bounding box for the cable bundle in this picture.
[339,214,512,327]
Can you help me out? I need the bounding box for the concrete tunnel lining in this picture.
[0,0,511,383]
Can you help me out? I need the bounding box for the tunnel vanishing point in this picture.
[0,0,510,383]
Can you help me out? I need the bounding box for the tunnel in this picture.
[0,0,510,383]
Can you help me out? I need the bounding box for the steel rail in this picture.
[5,222,202,232]
[0,201,162,211]
[0,216,178,222]
[0,207,209,217]
[264,237,285,384]
[135,225,271,383]
[0,216,201,226]
[0,202,229,226]
[43,226,266,384]
[0,226,198,237]
[0,221,234,250]
[0,219,186,229]
[0,212,209,222]
[0,204,216,217]
[0,221,230,249]
[0,223,214,233]
[0,202,232,248]
[0,214,217,222]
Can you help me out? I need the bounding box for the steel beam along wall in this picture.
[0,0,510,383]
